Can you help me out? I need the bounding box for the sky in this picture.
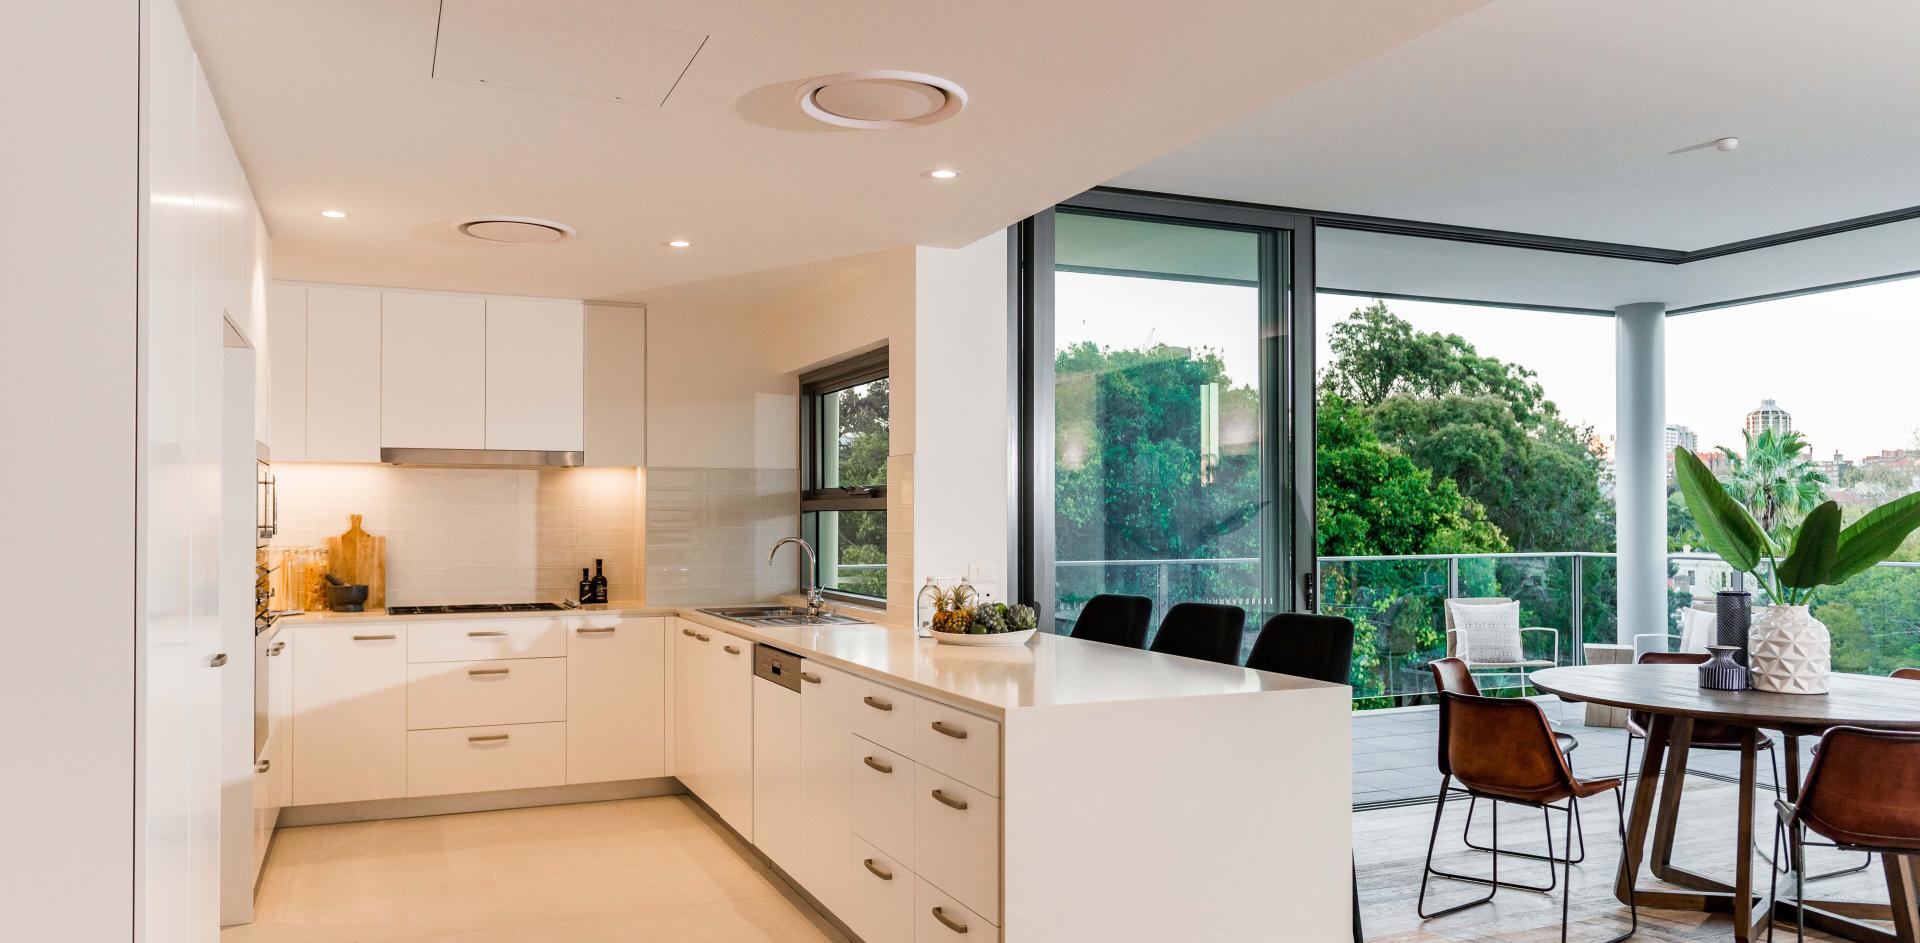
[1057,270,1920,460]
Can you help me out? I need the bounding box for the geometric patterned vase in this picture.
[1748,604,1832,695]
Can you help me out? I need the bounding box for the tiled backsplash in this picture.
[643,467,800,606]
[269,464,644,607]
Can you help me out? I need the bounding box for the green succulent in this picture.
[1006,603,1038,632]
[971,603,1008,634]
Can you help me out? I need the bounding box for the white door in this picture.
[304,285,382,461]
[752,673,802,873]
[292,624,408,805]
[799,659,857,917]
[484,296,583,451]
[381,290,485,448]
[568,617,666,784]
[672,620,707,793]
[703,629,755,839]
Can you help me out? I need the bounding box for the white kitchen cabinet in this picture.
[583,303,646,466]
[913,765,1000,923]
[292,624,407,805]
[407,722,566,797]
[267,282,307,460]
[485,296,583,452]
[671,619,708,794]
[916,877,996,943]
[670,619,754,839]
[567,616,665,784]
[270,625,294,811]
[302,285,383,462]
[406,657,567,730]
[752,651,803,875]
[798,659,858,918]
[848,835,914,943]
[381,290,485,449]
[850,736,915,868]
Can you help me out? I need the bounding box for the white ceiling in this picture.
[1115,0,1920,250]
[177,0,1485,302]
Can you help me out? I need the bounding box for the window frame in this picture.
[799,348,890,603]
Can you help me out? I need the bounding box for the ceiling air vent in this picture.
[797,71,967,129]
[454,216,576,245]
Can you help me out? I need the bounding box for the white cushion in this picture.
[1679,606,1716,654]
[1448,599,1523,664]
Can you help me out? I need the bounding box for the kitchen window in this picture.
[800,348,890,603]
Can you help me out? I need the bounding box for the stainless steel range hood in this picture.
[380,447,584,468]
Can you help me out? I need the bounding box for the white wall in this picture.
[0,1,139,938]
[913,233,1011,600]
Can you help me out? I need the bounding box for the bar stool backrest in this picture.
[1068,594,1153,649]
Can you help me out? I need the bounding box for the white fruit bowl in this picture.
[929,627,1037,647]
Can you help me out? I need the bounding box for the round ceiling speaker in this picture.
[454,216,575,244]
[797,71,967,129]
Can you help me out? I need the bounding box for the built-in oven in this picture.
[255,444,276,549]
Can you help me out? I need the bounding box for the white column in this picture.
[1615,302,1668,649]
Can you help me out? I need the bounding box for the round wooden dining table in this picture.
[1531,664,1920,943]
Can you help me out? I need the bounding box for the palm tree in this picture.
[1716,429,1830,536]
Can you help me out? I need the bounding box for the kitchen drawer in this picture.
[912,699,1001,797]
[916,876,999,941]
[406,722,565,797]
[848,835,914,943]
[914,765,1000,923]
[850,735,915,868]
[849,676,916,756]
[407,657,566,730]
[408,618,566,663]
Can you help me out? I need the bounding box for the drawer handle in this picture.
[468,733,510,743]
[467,631,509,638]
[800,672,821,684]
[267,642,286,656]
[682,627,697,637]
[931,788,969,811]
[862,756,893,775]
[863,696,893,712]
[862,858,894,882]
[255,759,271,774]
[930,720,969,740]
[695,633,711,642]
[468,667,510,676]
[577,626,616,634]
[932,906,969,934]
[208,653,228,668]
[352,634,396,641]
[724,645,742,655]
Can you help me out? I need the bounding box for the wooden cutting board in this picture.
[325,514,386,610]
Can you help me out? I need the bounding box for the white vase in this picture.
[1748,604,1831,694]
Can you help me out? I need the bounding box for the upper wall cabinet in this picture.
[486,297,584,453]
[382,291,486,449]
[271,282,641,464]
[303,286,383,462]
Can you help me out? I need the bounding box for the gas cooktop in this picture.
[385,602,567,615]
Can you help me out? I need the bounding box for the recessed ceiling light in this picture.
[320,209,348,219]
[666,240,692,248]
[1714,136,1741,152]
[453,215,575,244]
[925,169,959,180]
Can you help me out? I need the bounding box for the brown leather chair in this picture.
[1770,727,1920,942]
[1419,693,1636,942]
[1427,658,1586,864]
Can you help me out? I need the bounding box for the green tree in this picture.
[1717,428,1829,536]
[827,379,889,597]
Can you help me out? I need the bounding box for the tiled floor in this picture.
[1352,697,1817,808]
[222,796,846,942]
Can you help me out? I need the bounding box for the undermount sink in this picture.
[699,606,868,627]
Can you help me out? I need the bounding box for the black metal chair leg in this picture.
[1559,796,1639,943]
[1419,776,1499,919]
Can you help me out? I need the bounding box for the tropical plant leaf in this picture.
[1673,447,1770,573]
[1830,490,1920,583]
[1776,501,1840,589]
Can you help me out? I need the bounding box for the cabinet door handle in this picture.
[694,633,710,642]
[577,626,616,635]
[930,720,968,740]
[932,906,969,934]
[468,667,510,676]
[723,645,741,655]
[353,634,396,641]
[682,627,697,637]
[863,695,893,712]
[208,653,228,668]
[931,788,969,811]
[255,759,271,774]
[267,642,285,656]
[467,631,508,638]
[800,672,821,684]
[468,733,510,743]
[862,858,894,881]
[862,756,893,775]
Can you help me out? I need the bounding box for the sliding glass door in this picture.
[1017,196,1311,658]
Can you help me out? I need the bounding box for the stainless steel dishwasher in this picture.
[751,644,804,873]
